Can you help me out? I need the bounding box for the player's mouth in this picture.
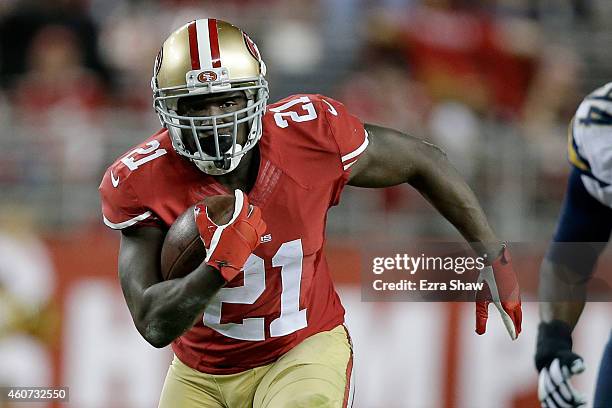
[197,132,234,157]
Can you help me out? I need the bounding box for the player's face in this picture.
[176,91,249,157]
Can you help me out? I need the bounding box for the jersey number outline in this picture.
[121,140,167,171]
[578,106,612,127]
[203,239,308,341]
[270,96,318,128]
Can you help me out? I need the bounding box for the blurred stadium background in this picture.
[0,0,611,407]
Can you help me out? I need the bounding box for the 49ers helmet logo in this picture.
[243,32,261,61]
[154,47,163,76]
[197,70,218,82]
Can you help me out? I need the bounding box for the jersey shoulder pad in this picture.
[569,84,612,199]
[265,94,367,166]
[98,129,170,229]
[106,129,173,185]
[261,95,367,206]
[575,83,612,128]
[311,94,369,171]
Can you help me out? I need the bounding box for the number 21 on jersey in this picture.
[203,239,307,341]
[270,96,318,128]
[121,140,167,171]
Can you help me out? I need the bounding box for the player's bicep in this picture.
[546,168,612,276]
[348,123,444,188]
[552,169,612,242]
[118,226,166,319]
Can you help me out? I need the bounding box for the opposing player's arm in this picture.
[537,167,612,337]
[540,153,612,328]
[118,226,225,348]
[536,88,612,408]
[534,167,612,408]
[349,124,499,256]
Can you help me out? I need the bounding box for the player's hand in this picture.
[474,243,522,340]
[194,189,266,282]
[536,321,586,408]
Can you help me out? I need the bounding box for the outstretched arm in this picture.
[349,124,499,257]
[349,123,521,339]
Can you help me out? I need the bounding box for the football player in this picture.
[99,19,522,407]
[536,82,612,408]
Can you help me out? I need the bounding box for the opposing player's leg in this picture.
[253,325,354,408]
[594,330,612,408]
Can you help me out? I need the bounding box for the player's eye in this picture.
[219,100,236,109]
[178,101,204,115]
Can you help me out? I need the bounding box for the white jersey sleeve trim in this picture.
[103,211,153,230]
[343,160,359,171]
[341,129,369,163]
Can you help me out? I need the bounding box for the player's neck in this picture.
[213,145,260,194]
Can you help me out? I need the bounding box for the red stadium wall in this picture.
[10,230,607,408]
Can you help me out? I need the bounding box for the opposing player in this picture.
[99,19,522,407]
[536,83,612,408]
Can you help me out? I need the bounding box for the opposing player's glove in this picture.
[475,243,522,340]
[194,189,267,282]
[536,320,586,408]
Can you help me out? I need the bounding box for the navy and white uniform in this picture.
[547,82,612,407]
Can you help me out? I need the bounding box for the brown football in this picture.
[160,194,235,280]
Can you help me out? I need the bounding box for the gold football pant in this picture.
[158,325,354,408]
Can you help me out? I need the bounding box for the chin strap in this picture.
[194,144,244,175]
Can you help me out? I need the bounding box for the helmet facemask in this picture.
[153,75,268,175]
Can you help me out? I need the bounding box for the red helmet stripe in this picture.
[208,19,221,68]
[188,21,201,70]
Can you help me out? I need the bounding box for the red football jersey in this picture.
[99,94,368,374]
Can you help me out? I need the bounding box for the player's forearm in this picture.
[538,259,587,330]
[410,149,500,256]
[349,125,500,254]
[539,302,585,331]
[137,264,225,348]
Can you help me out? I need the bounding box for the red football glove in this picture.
[194,189,267,282]
[475,244,522,340]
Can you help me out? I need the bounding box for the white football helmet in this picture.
[151,19,268,175]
